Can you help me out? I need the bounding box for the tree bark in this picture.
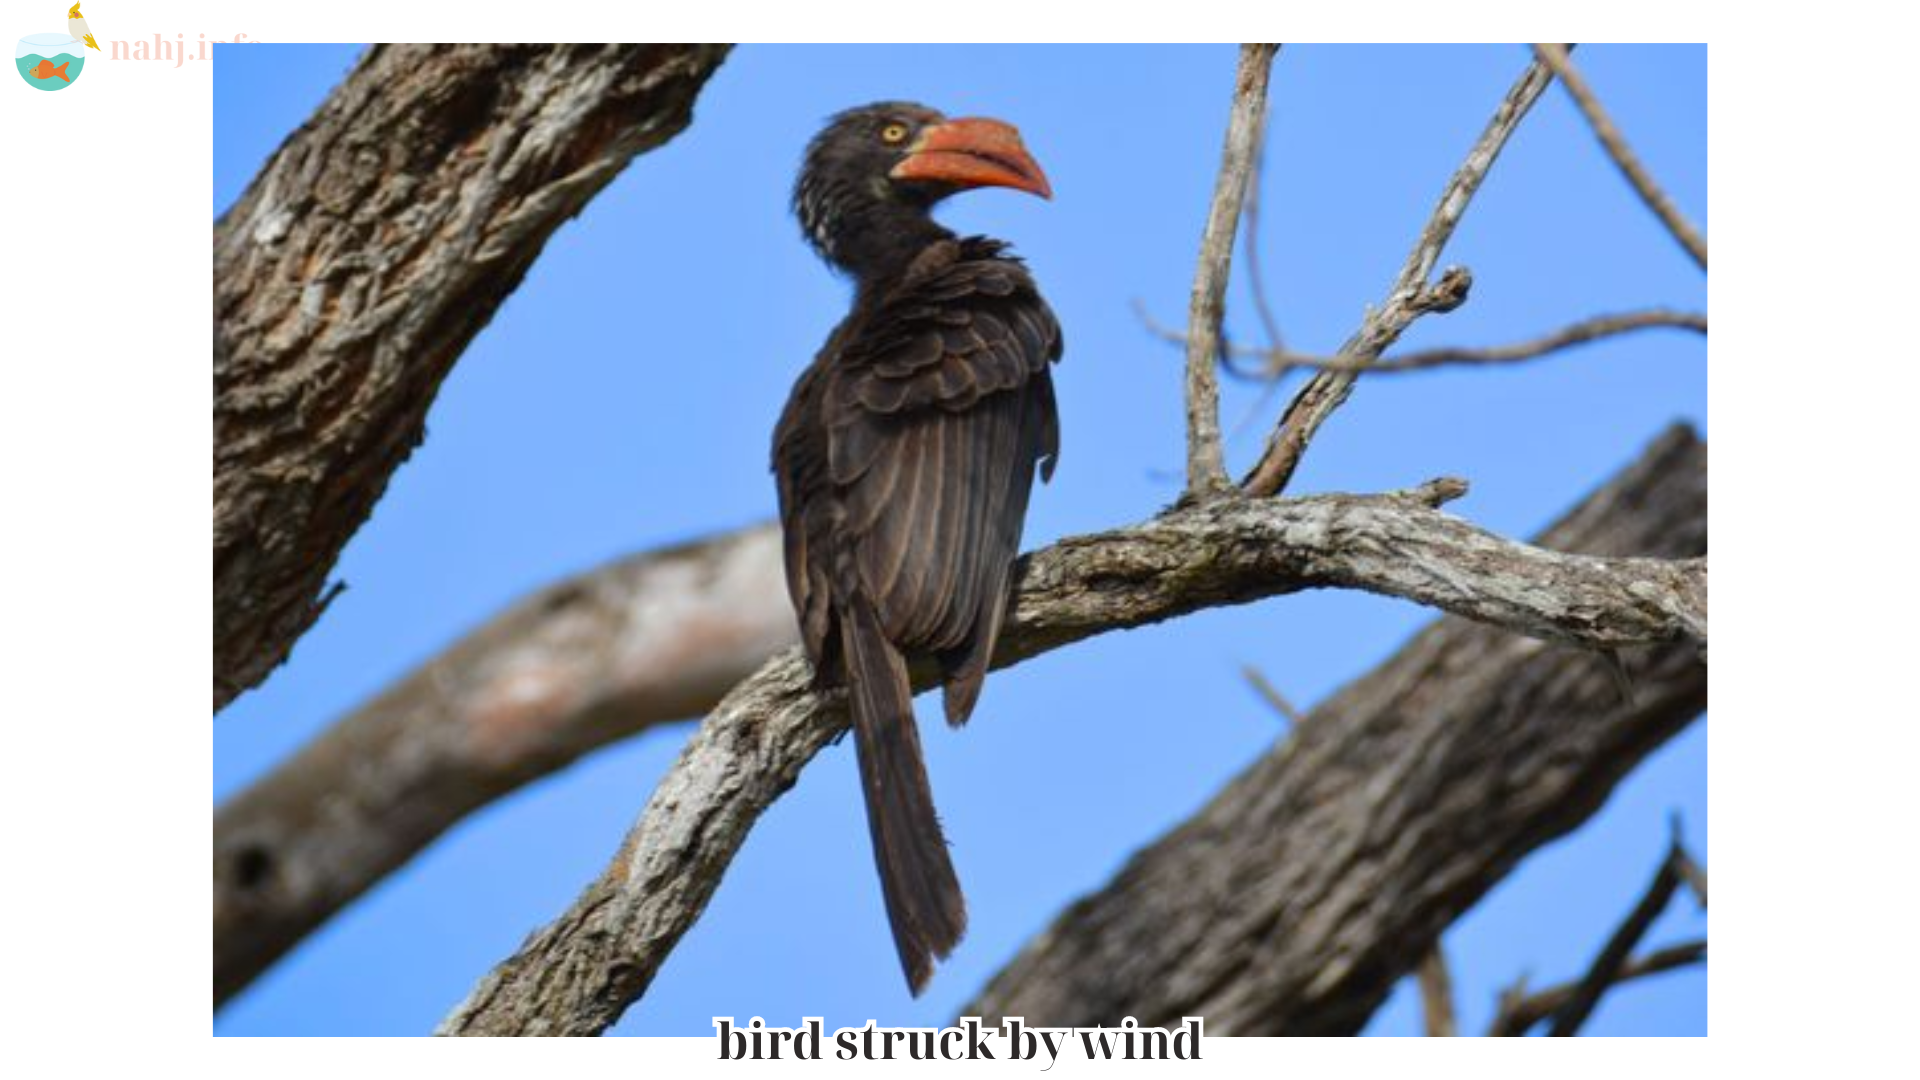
[964,425,1707,1034]
[213,44,732,712]
[436,426,1704,1036]
[214,524,790,1007]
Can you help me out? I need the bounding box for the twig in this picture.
[1241,110,1287,357]
[1307,309,1705,372]
[1488,941,1705,1036]
[1544,840,1689,1035]
[1242,665,1307,727]
[1532,44,1707,271]
[1183,44,1280,497]
[1148,308,1706,377]
[1241,51,1562,498]
[1671,813,1709,907]
[1418,946,1459,1036]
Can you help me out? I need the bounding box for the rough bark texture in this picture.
[964,425,1707,1034]
[437,426,1704,1036]
[214,524,790,1006]
[213,44,733,712]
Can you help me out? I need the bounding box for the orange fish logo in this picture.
[16,4,92,91]
[27,57,71,82]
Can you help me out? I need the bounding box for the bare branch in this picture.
[1532,44,1707,270]
[214,44,733,711]
[1418,947,1459,1036]
[440,430,1705,1035]
[1146,308,1705,377]
[214,524,791,1006]
[1241,50,1560,498]
[1240,109,1287,357]
[1488,941,1705,1036]
[1183,44,1280,497]
[1242,665,1307,727]
[965,426,1706,1033]
[1673,847,1710,909]
[1544,840,1691,1035]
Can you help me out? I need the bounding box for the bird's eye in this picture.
[880,122,910,145]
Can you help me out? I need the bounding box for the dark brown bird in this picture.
[772,102,1061,994]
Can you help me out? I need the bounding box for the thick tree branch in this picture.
[214,523,790,1007]
[964,425,1706,1034]
[438,427,1704,1035]
[213,44,732,711]
[1183,44,1279,496]
[1241,50,1560,497]
[1532,44,1707,270]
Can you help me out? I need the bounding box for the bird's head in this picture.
[793,102,1050,278]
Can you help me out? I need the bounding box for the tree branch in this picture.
[438,427,1705,1035]
[214,44,732,711]
[1418,947,1459,1036]
[963,424,1705,1034]
[1531,44,1707,270]
[1239,309,1705,376]
[214,523,790,1006]
[1241,49,1560,497]
[1242,665,1307,728]
[1144,306,1704,379]
[1543,835,1703,1035]
[1183,43,1279,497]
[1487,941,1705,1036]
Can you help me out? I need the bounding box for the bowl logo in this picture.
[17,4,98,92]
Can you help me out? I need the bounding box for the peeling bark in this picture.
[213,44,733,711]
[965,425,1707,1034]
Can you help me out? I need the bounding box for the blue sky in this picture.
[213,44,1706,1036]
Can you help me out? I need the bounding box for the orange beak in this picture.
[889,117,1052,199]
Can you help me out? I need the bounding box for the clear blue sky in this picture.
[213,44,1706,1036]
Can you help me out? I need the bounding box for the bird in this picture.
[772,102,1061,994]
[68,3,98,52]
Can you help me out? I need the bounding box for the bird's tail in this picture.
[840,599,966,994]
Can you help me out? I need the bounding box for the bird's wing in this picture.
[772,360,839,677]
[824,252,1061,723]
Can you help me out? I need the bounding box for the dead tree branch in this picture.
[1542,835,1705,1035]
[214,523,790,1006]
[438,427,1704,1035]
[1487,941,1705,1036]
[1418,948,1459,1036]
[1183,43,1279,497]
[1241,50,1560,497]
[1146,307,1705,379]
[214,44,732,711]
[1532,44,1707,270]
[963,425,1706,1034]
[1242,665,1307,727]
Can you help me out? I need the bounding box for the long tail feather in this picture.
[840,600,966,994]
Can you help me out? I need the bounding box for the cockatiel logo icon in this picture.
[15,2,95,90]
[68,4,99,53]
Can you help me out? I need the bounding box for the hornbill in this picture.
[772,102,1060,994]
